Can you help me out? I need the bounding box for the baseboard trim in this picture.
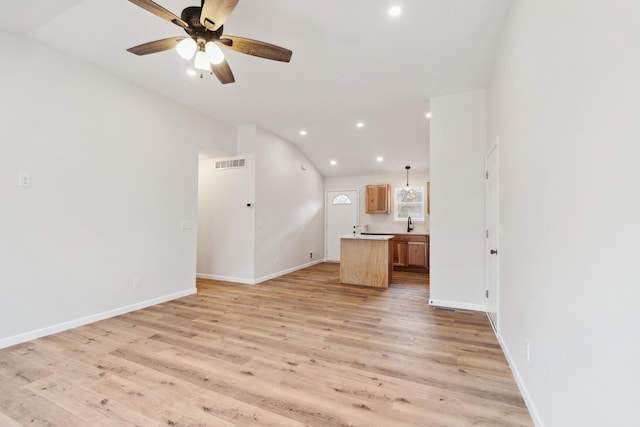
[195,273,255,284]
[197,259,325,285]
[428,298,485,312]
[254,260,325,284]
[489,317,544,427]
[0,288,196,350]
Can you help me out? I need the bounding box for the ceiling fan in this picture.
[126,0,293,84]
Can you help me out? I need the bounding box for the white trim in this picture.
[428,298,486,312]
[489,314,544,427]
[0,288,196,350]
[485,141,500,330]
[197,259,325,285]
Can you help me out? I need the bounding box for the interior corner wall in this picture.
[0,32,233,347]
[196,126,256,283]
[253,128,325,281]
[429,91,487,311]
[486,1,640,426]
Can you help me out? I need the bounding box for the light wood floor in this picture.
[0,263,532,426]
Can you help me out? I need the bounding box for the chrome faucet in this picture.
[407,216,413,232]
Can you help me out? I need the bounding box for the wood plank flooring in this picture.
[0,263,532,426]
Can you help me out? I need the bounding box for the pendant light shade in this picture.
[176,38,197,60]
[194,50,210,71]
[205,42,225,65]
[404,165,417,200]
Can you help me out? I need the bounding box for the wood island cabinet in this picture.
[365,184,391,214]
[392,234,429,273]
[340,235,394,288]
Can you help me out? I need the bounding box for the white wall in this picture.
[197,126,256,283]
[429,91,487,311]
[487,1,640,425]
[196,126,324,283]
[197,154,256,282]
[0,32,235,347]
[325,172,430,235]
[254,128,325,280]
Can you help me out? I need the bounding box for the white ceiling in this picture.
[0,0,511,177]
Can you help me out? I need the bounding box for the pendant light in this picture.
[404,165,416,200]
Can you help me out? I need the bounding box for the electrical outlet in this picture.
[525,340,530,362]
[133,278,141,290]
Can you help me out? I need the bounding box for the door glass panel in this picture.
[333,194,352,205]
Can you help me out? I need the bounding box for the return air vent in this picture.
[214,157,246,170]
[433,306,456,313]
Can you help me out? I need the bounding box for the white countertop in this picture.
[340,234,395,241]
[362,232,429,236]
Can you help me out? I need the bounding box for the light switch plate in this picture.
[19,174,31,187]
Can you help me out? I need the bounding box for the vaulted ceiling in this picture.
[0,0,511,176]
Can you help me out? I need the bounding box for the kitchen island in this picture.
[340,234,394,288]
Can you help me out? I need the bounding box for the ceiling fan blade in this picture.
[210,59,235,84]
[129,0,189,29]
[127,37,186,55]
[220,36,292,62]
[200,0,239,31]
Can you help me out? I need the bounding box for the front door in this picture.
[325,190,358,261]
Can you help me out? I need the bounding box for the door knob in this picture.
[490,249,498,255]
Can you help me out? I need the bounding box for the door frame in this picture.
[324,189,359,262]
[485,143,499,332]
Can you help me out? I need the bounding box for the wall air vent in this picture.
[214,157,246,170]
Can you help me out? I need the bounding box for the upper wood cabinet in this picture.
[365,184,391,214]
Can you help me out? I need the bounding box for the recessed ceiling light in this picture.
[330,160,337,166]
[299,130,307,136]
[388,5,402,17]
[425,112,432,119]
[356,122,365,128]
[186,69,197,77]
[376,156,384,162]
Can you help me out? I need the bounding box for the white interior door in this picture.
[326,190,358,261]
[485,145,499,330]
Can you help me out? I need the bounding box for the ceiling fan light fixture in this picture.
[205,42,225,65]
[194,50,210,71]
[126,0,292,84]
[176,38,197,60]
